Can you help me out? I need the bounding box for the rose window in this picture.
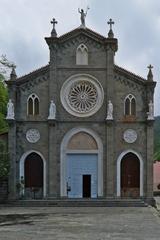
[60,74,104,117]
[68,81,97,113]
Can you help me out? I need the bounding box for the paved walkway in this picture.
[0,206,160,239]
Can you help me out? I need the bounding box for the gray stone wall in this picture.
[7,29,155,200]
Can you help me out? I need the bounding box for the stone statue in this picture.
[106,100,113,120]
[147,100,154,120]
[6,99,15,120]
[78,6,89,27]
[48,100,56,120]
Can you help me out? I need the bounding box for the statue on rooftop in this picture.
[78,6,89,27]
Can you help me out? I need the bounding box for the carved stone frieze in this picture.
[60,35,104,52]
[115,75,145,95]
[19,75,48,93]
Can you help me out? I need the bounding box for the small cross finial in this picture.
[50,18,58,37]
[147,64,153,81]
[51,18,58,28]
[107,18,114,30]
[10,64,17,80]
[148,64,153,71]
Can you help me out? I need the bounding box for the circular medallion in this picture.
[123,129,137,143]
[60,74,104,117]
[26,129,40,143]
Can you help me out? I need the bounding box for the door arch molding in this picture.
[117,149,143,197]
[19,150,46,197]
[60,127,103,197]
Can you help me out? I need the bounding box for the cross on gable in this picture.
[107,18,114,30]
[148,64,153,71]
[51,18,58,28]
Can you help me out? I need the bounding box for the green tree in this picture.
[0,73,8,133]
[0,55,13,180]
[0,140,9,179]
[154,116,160,161]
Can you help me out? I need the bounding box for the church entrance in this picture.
[121,153,140,198]
[61,129,103,198]
[83,175,91,198]
[66,154,97,198]
[24,153,43,199]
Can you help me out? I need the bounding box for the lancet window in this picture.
[27,94,39,115]
[76,44,88,65]
[124,94,136,116]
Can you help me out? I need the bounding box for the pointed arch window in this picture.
[27,94,39,116]
[124,94,136,116]
[76,44,88,65]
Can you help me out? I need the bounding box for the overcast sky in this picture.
[0,0,159,115]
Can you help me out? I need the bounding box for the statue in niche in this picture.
[6,99,15,119]
[48,100,56,120]
[106,100,113,120]
[78,6,89,27]
[147,100,154,120]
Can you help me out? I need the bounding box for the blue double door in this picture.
[66,154,98,198]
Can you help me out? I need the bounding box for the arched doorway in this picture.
[19,150,46,199]
[117,150,143,198]
[121,153,140,198]
[60,128,103,198]
[25,153,43,199]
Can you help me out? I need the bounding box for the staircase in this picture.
[4,198,148,207]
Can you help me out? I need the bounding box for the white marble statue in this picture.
[6,99,15,120]
[147,100,154,120]
[106,100,113,120]
[48,100,56,120]
[78,6,89,27]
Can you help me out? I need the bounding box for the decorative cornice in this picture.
[114,65,146,84]
[45,27,109,47]
[6,65,49,86]
[59,27,107,43]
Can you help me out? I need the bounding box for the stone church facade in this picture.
[6,17,156,204]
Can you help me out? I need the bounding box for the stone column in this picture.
[105,36,118,197]
[106,120,114,197]
[7,81,17,199]
[7,121,16,199]
[45,37,59,198]
[48,120,57,197]
[146,121,154,199]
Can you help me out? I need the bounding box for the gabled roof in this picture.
[114,65,146,84]
[58,27,107,43]
[6,65,49,86]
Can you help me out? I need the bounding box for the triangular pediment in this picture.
[58,27,107,44]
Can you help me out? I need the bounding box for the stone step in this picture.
[4,199,148,207]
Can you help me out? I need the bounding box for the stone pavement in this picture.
[0,206,160,240]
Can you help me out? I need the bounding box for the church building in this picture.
[6,12,156,204]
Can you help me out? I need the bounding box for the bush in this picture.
[0,140,9,179]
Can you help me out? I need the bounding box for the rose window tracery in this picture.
[68,81,97,113]
[60,74,104,117]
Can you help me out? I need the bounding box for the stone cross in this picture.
[147,64,153,71]
[51,18,58,37]
[51,18,58,29]
[147,64,153,81]
[107,18,114,30]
